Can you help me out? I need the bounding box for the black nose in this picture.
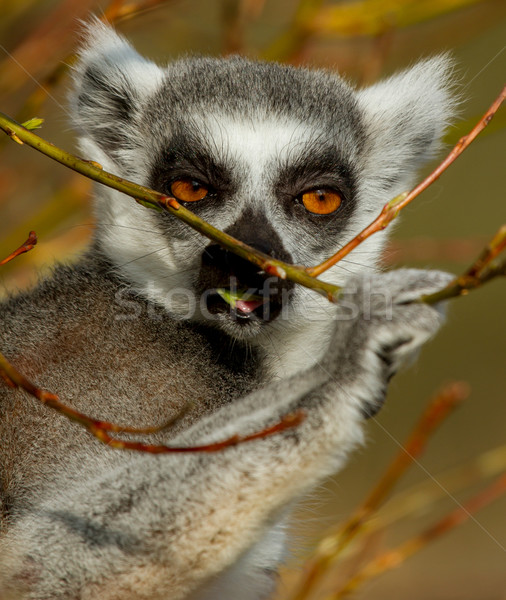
[197,209,294,294]
[201,241,271,284]
[221,208,293,266]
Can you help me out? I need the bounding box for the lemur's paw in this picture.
[330,269,453,418]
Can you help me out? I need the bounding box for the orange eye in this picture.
[301,189,342,215]
[170,179,209,202]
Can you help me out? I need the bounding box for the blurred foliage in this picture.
[0,1,505,599]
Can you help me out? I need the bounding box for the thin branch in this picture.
[289,382,469,600]
[307,84,506,277]
[0,231,37,265]
[0,350,186,435]
[419,224,506,304]
[0,200,305,454]
[464,224,506,277]
[0,350,305,453]
[0,86,504,305]
[327,473,506,600]
[377,443,506,529]
[0,110,342,303]
[358,383,469,516]
[307,444,506,569]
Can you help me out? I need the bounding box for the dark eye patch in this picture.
[274,146,357,230]
[148,131,236,199]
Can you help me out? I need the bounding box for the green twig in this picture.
[1,101,504,307]
[0,111,341,303]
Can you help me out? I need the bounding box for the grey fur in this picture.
[0,20,455,599]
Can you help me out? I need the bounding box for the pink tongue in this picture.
[235,299,265,314]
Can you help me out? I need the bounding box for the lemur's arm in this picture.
[0,270,451,600]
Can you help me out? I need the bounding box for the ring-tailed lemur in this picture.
[0,20,455,600]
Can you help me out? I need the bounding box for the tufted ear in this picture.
[69,18,163,165]
[356,56,457,194]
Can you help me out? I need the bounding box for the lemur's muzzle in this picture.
[197,210,295,323]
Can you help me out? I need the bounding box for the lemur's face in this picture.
[73,23,452,341]
[126,59,367,340]
[144,109,362,340]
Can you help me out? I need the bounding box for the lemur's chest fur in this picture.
[0,254,301,598]
[0,253,262,518]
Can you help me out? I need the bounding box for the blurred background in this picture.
[0,1,505,599]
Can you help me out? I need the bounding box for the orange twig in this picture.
[328,473,506,599]
[462,224,506,279]
[419,225,506,304]
[0,351,304,453]
[0,231,37,265]
[359,383,469,515]
[290,382,469,600]
[307,84,506,277]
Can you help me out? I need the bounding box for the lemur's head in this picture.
[71,20,455,341]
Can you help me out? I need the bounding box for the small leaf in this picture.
[21,117,44,131]
[217,288,238,308]
[216,288,264,308]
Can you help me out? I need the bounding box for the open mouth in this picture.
[217,288,266,318]
[206,287,280,323]
[197,242,295,331]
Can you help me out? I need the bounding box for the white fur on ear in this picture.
[69,18,163,162]
[357,55,458,194]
